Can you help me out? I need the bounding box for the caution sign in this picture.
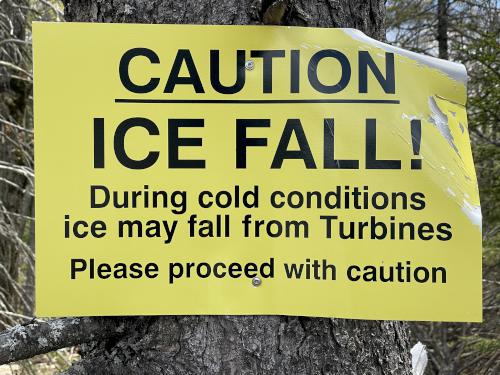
[33,23,482,321]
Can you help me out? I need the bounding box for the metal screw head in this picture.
[245,60,254,71]
[252,277,262,287]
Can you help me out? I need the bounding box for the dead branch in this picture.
[0,317,126,365]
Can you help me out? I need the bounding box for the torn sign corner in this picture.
[341,28,468,85]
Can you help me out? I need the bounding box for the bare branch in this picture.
[0,317,126,365]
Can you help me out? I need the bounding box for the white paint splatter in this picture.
[428,96,460,155]
[461,200,482,230]
[401,113,420,121]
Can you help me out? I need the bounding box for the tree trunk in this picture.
[61,1,411,374]
[437,0,449,59]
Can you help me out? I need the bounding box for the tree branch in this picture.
[0,317,126,365]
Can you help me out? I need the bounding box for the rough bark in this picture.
[56,1,410,374]
[61,316,410,375]
[63,0,386,40]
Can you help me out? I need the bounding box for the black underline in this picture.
[114,98,400,104]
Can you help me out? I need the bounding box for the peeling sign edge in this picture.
[461,199,482,231]
[342,29,468,86]
[427,96,461,156]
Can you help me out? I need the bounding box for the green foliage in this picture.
[463,337,500,354]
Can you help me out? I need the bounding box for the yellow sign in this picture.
[34,22,482,321]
